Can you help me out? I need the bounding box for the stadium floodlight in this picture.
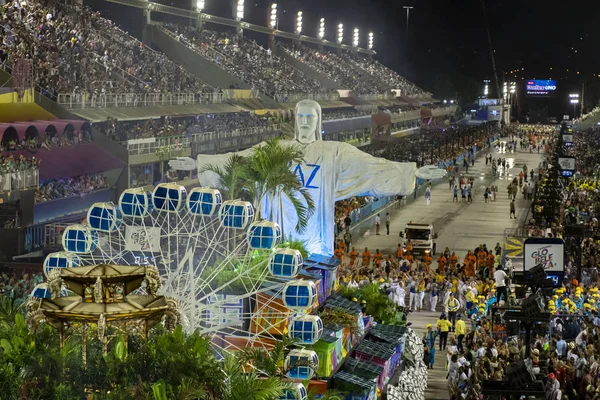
[570,99,579,104]
[270,3,277,29]
[318,18,325,39]
[337,23,344,44]
[296,11,303,35]
[368,32,374,49]
[236,0,244,20]
[510,82,516,94]
[450,100,455,104]
[196,0,205,11]
[353,28,359,47]
[443,100,447,104]
[569,93,579,98]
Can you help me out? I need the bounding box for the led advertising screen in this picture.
[558,156,576,177]
[523,238,564,273]
[526,79,557,96]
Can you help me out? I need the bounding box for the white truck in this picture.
[399,222,437,255]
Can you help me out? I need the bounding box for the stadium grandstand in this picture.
[0,0,454,264]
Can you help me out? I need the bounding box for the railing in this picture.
[0,170,39,192]
[126,125,280,155]
[57,92,224,109]
[360,93,396,101]
[274,93,341,103]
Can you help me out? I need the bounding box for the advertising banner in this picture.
[524,238,565,286]
[125,226,161,252]
[558,157,576,177]
[526,79,557,96]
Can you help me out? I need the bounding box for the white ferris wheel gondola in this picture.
[152,183,187,213]
[218,200,254,229]
[118,188,153,218]
[187,187,222,216]
[269,248,303,278]
[247,221,281,250]
[288,314,323,345]
[43,251,80,278]
[87,202,123,232]
[62,224,98,254]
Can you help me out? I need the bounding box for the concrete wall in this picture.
[274,45,343,90]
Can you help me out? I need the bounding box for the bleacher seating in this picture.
[160,24,338,99]
[0,0,212,103]
[281,44,428,97]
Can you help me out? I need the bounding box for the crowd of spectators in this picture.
[363,122,500,167]
[322,108,373,121]
[98,112,279,142]
[35,173,109,203]
[162,24,335,98]
[0,154,40,174]
[282,44,427,97]
[0,271,44,306]
[0,130,92,152]
[0,0,211,101]
[340,52,429,97]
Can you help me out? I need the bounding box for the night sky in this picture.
[93,0,600,117]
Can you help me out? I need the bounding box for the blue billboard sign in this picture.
[526,79,557,96]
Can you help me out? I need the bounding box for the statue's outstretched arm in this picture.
[335,142,418,199]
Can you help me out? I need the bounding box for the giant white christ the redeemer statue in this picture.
[169,99,446,256]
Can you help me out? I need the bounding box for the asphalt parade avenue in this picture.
[351,141,545,399]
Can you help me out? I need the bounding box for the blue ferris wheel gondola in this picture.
[284,349,319,380]
[187,187,222,216]
[247,221,281,250]
[288,315,323,345]
[153,183,187,212]
[30,283,67,299]
[280,383,308,400]
[218,200,254,229]
[283,280,318,310]
[269,249,303,278]
[62,224,98,254]
[87,202,122,232]
[119,188,153,218]
[43,251,80,278]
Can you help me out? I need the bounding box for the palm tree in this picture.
[244,139,315,234]
[202,154,250,201]
[220,355,286,400]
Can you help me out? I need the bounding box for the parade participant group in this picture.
[335,124,584,399]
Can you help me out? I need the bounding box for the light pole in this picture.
[403,6,413,46]
[269,3,277,30]
[337,23,344,44]
[569,93,579,119]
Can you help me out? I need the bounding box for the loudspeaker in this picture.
[506,320,520,336]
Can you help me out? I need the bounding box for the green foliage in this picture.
[319,308,360,336]
[0,296,292,400]
[278,236,309,260]
[338,284,405,326]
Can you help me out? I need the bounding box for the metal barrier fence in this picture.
[57,92,224,109]
[126,125,280,155]
[0,170,39,192]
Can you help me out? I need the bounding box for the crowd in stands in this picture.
[363,122,500,167]
[283,44,427,97]
[322,108,373,121]
[0,131,92,153]
[163,24,335,98]
[574,106,600,125]
[0,271,44,306]
[341,52,429,97]
[35,173,108,203]
[0,0,210,101]
[0,154,40,174]
[99,112,279,142]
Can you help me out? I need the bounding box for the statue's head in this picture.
[295,99,322,144]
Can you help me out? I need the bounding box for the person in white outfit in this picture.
[430,282,439,312]
[408,280,418,311]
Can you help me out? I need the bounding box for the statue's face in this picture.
[296,105,319,144]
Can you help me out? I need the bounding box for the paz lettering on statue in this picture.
[169,99,446,256]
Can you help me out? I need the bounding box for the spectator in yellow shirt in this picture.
[436,313,453,350]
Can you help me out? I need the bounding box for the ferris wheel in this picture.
[42,183,323,362]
